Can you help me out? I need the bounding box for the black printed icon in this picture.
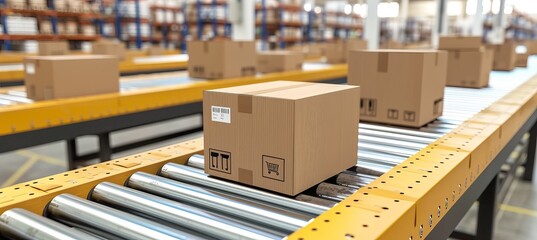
[262,155,285,182]
[360,98,377,117]
[209,149,231,174]
[387,109,399,119]
[403,111,416,122]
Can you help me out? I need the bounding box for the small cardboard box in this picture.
[256,50,303,73]
[446,48,494,88]
[147,46,166,56]
[380,40,404,49]
[204,81,360,195]
[92,40,126,60]
[288,43,326,58]
[325,39,368,64]
[487,41,517,71]
[525,40,537,55]
[188,40,256,79]
[38,41,70,56]
[516,53,529,68]
[24,55,119,101]
[348,50,447,127]
[438,36,482,50]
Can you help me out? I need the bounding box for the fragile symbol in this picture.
[209,149,231,174]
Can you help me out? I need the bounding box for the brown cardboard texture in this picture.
[188,40,256,79]
[438,36,482,50]
[256,50,303,73]
[203,81,360,195]
[38,41,69,56]
[445,48,493,88]
[24,55,119,101]
[325,39,368,63]
[487,41,517,71]
[516,53,529,67]
[92,41,126,60]
[380,40,404,49]
[348,50,447,127]
[525,40,537,55]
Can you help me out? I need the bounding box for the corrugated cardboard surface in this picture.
[438,36,482,50]
[325,39,368,64]
[203,81,360,195]
[256,50,303,73]
[516,53,529,67]
[188,40,256,79]
[92,41,126,60]
[24,55,119,101]
[348,49,447,127]
[487,41,517,71]
[38,41,69,56]
[445,48,493,88]
[525,40,537,55]
[380,40,404,49]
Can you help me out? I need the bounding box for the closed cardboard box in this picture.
[446,48,494,88]
[24,55,119,101]
[204,81,360,195]
[438,36,482,50]
[288,43,325,58]
[257,50,303,73]
[348,50,447,127]
[325,39,368,64]
[188,40,256,79]
[487,41,516,71]
[516,53,529,68]
[38,41,69,56]
[525,40,537,55]
[380,40,404,49]
[92,41,126,60]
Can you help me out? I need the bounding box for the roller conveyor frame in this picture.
[1,62,537,239]
[0,64,347,168]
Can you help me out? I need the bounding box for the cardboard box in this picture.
[525,40,537,55]
[204,81,360,195]
[92,40,126,60]
[348,50,447,127]
[24,55,119,101]
[487,41,517,71]
[188,40,256,79]
[516,53,529,68]
[256,50,303,73]
[325,39,368,63]
[38,41,70,56]
[147,46,166,56]
[445,48,494,88]
[287,43,325,59]
[438,36,482,50]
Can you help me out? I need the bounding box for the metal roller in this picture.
[186,154,205,170]
[0,208,101,240]
[295,194,338,208]
[91,182,283,240]
[127,172,311,233]
[315,182,357,201]
[336,171,375,188]
[161,161,328,216]
[47,194,202,240]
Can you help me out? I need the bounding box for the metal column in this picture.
[228,0,254,41]
[488,0,506,44]
[134,0,142,49]
[364,0,379,49]
[432,0,448,48]
[471,0,484,36]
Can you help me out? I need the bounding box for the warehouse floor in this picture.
[0,115,536,239]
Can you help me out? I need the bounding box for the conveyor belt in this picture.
[0,59,537,239]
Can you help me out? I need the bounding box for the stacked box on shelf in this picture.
[28,0,47,9]
[5,16,38,35]
[7,0,26,9]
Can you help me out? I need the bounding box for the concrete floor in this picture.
[0,115,536,239]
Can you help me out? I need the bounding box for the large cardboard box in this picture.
[348,50,447,127]
[325,39,368,63]
[445,48,494,88]
[38,41,69,56]
[24,55,119,101]
[525,40,537,55]
[188,40,256,79]
[516,53,529,68]
[147,46,166,56]
[204,81,360,195]
[438,36,482,50]
[256,50,303,73]
[92,40,126,60]
[487,41,517,71]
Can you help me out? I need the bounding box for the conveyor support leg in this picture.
[66,139,78,170]
[98,133,112,162]
[523,122,537,181]
[476,174,499,240]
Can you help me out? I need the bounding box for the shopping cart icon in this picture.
[266,162,279,175]
[262,155,285,181]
